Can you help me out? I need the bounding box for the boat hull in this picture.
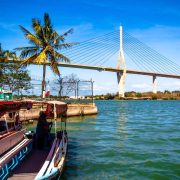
[0,139,33,180]
[35,131,68,180]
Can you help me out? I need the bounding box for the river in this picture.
[61,100,180,180]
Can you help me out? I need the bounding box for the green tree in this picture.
[104,93,114,100]
[0,63,31,95]
[164,90,171,94]
[53,74,79,98]
[0,43,17,62]
[0,45,28,94]
[136,92,142,98]
[15,13,76,97]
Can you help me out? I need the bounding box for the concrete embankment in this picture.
[66,103,98,117]
[18,103,98,122]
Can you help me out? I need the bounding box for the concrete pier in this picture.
[15,103,98,122]
[66,104,98,117]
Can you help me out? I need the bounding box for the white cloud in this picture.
[161,81,180,88]
[93,83,117,94]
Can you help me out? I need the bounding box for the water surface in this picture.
[61,100,180,180]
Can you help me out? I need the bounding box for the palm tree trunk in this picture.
[42,64,46,98]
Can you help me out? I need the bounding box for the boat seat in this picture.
[0,138,32,169]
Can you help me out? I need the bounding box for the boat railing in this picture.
[53,135,64,167]
[0,138,33,180]
[0,130,7,135]
[35,131,66,180]
[0,138,32,167]
[0,129,26,156]
[35,138,58,179]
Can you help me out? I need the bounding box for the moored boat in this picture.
[0,101,33,180]
[0,100,68,180]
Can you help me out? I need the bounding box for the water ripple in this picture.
[61,100,180,180]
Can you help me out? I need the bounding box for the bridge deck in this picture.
[7,60,180,79]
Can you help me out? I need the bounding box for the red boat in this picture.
[0,101,32,141]
[0,100,68,180]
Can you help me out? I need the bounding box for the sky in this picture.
[0,0,180,95]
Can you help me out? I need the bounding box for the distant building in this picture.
[0,86,13,100]
[69,96,85,99]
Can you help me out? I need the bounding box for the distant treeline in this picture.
[14,90,180,100]
[91,91,180,100]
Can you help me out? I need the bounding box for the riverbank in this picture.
[66,103,97,117]
[18,103,98,122]
[91,91,180,100]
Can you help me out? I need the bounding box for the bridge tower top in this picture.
[120,26,123,51]
[117,26,126,70]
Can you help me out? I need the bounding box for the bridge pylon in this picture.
[117,26,126,98]
[152,75,157,94]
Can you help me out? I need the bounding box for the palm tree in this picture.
[15,13,76,97]
[0,43,17,62]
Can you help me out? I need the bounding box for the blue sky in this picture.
[0,0,180,94]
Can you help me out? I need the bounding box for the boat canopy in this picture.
[0,101,33,117]
[0,100,67,119]
[45,101,67,118]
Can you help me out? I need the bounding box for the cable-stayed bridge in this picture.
[8,26,180,97]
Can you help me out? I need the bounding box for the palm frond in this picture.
[53,28,73,45]
[19,25,32,35]
[32,19,41,32]
[54,51,70,63]
[19,25,44,47]
[20,54,38,65]
[49,57,60,75]
[54,42,79,50]
[14,46,39,51]
[10,52,18,60]
[44,13,53,41]
[19,48,39,59]
[0,57,5,63]
[32,18,44,41]
[44,13,51,29]
[53,35,65,44]
[33,49,47,64]
[63,28,73,37]
[51,31,59,43]
[26,34,43,47]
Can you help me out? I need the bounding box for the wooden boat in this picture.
[0,100,68,180]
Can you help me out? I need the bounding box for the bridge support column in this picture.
[117,72,125,97]
[117,25,126,98]
[152,75,157,94]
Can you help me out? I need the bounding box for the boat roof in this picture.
[44,101,66,105]
[0,100,67,118]
[23,100,66,105]
[0,101,33,117]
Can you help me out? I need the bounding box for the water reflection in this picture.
[117,101,128,135]
[65,115,97,123]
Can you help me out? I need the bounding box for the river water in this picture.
[61,100,180,180]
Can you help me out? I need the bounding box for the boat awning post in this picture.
[54,103,57,137]
[4,115,8,132]
[65,119,66,130]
